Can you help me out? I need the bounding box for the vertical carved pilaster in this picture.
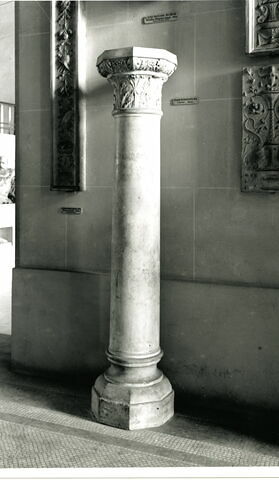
[51,0,86,191]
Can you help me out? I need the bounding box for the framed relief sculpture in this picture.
[51,0,86,191]
[246,0,279,54]
[242,65,279,192]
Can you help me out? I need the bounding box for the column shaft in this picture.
[110,113,161,358]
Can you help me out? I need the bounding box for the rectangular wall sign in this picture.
[170,97,199,106]
[60,207,83,215]
[142,13,177,24]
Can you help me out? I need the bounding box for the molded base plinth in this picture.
[91,371,174,430]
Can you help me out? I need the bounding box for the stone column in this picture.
[91,47,177,430]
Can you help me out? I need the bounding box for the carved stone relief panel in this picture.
[246,0,279,54]
[242,65,279,192]
[51,0,86,191]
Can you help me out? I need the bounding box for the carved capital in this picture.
[96,47,177,113]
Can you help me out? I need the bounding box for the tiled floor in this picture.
[0,335,279,468]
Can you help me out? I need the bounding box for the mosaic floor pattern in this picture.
[0,335,279,468]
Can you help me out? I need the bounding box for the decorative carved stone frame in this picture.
[246,0,279,55]
[50,0,86,191]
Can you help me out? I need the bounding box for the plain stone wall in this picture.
[0,1,15,104]
[12,1,279,415]
[12,267,279,413]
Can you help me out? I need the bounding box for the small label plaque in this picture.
[142,13,177,24]
[60,207,83,215]
[171,97,199,106]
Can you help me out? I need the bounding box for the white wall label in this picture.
[60,207,83,215]
[170,97,199,106]
[142,13,177,24]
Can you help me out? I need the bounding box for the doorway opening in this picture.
[0,102,15,336]
[0,0,15,339]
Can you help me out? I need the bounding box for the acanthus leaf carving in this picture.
[109,75,163,112]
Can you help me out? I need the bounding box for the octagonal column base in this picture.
[91,371,174,430]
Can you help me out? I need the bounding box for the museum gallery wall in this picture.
[12,1,279,416]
